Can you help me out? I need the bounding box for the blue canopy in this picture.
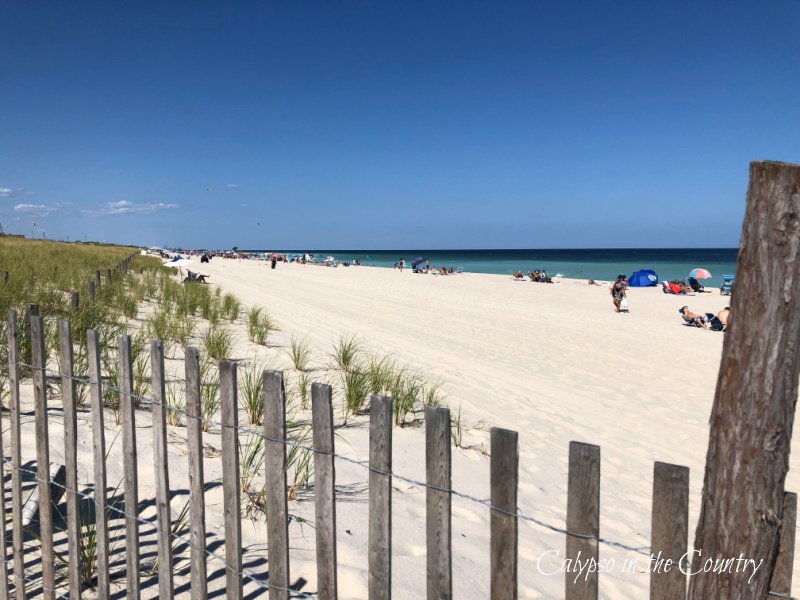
[628,269,659,287]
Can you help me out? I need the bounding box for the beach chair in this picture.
[720,274,735,296]
[184,270,209,284]
[688,277,704,293]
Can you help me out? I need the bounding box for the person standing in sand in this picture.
[399,258,404,272]
[611,276,627,312]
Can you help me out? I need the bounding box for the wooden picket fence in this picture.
[0,272,797,598]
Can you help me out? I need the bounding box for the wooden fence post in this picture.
[2,271,7,284]
[95,270,101,291]
[369,395,393,600]
[59,321,82,599]
[220,361,243,600]
[264,370,290,600]
[770,492,797,595]
[426,406,452,600]
[565,442,600,600]
[151,341,174,599]
[650,462,689,600]
[106,269,112,285]
[0,331,9,600]
[87,329,110,599]
[31,315,56,600]
[690,161,800,597]
[185,347,207,599]
[88,280,96,304]
[7,310,25,600]
[490,427,518,600]
[70,291,79,314]
[119,335,140,599]
[312,383,338,600]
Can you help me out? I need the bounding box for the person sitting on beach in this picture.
[439,266,448,275]
[679,306,705,327]
[513,271,525,281]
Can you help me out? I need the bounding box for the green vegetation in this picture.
[246,306,277,346]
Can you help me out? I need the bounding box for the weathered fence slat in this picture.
[185,347,208,599]
[220,361,243,600]
[565,441,600,600]
[8,310,25,600]
[95,270,101,290]
[88,280,96,304]
[70,291,79,314]
[119,335,141,598]
[87,329,110,599]
[649,462,689,600]
[369,395,393,600]
[106,268,112,285]
[151,340,174,599]
[312,383,338,600]
[490,427,518,600]
[770,491,798,595]
[426,406,452,600]
[264,370,290,600]
[31,315,56,600]
[59,321,82,599]
[0,328,9,600]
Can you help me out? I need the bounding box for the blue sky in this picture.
[1,1,798,249]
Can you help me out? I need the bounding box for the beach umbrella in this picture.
[411,257,425,267]
[690,268,712,279]
[164,258,193,268]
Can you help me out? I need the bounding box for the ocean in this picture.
[246,248,738,285]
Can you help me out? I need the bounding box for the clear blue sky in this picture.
[1,1,798,249]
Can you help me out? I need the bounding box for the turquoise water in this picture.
[247,248,738,286]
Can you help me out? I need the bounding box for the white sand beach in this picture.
[14,259,798,599]
[183,259,798,599]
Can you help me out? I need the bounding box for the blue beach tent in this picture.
[628,270,659,287]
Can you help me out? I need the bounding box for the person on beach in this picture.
[399,259,405,272]
[611,276,627,312]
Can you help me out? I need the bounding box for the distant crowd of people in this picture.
[512,270,553,282]
[394,259,459,275]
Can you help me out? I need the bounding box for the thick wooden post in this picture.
[426,407,452,600]
[369,395,392,600]
[490,428,518,600]
[31,315,56,600]
[95,270,101,290]
[650,462,689,600]
[151,341,174,599]
[220,361,242,600]
[565,442,600,600]
[70,291,79,314]
[770,492,797,596]
[87,329,110,599]
[312,383,338,600]
[689,161,800,598]
[264,370,290,600]
[185,347,207,599]
[59,321,82,599]
[88,280,96,304]
[7,310,25,600]
[106,269,112,285]
[119,335,140,598]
